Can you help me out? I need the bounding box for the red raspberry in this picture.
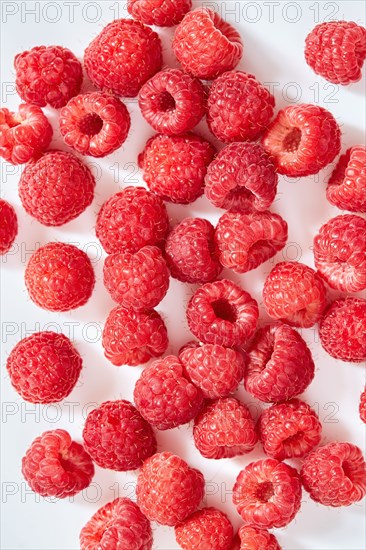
[14,45,82,108]
[238,526,281,550]
[83,400,156,471]
[360,388,366,424]
[25,242,95,312]
[319,298,366,363]
[134,355,203,430]
[136,452,205,526]
[165,218,222,283]
[128,0,191,27]
[175,507,234,550]
[263,262,327,328]
[204,142,278,212]
[6,331,82,404]
[19,151,95,226]
[59,92,130,158]
[102,306,168,366]
[22,429,94,498]
[0,199,17,255]
[84,19,162,97]
[301,442,366,507]
[187,279,259,347]
[173,8,243,79]
[207,71,275,143]
[233,459,302,529]
[96,187,169,254]
[327,145,366,212]
[262,104,341,176]
[313,214,366,293]
[139,133,216,204]
[305,21,366,85]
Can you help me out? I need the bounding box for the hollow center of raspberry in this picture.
[283,431,304,446]
[255,481,274,503]
[78,112,103,136]
[226,186,253,208]
[211,299,237,323]
[59,455,78,474]
[156,92,176,112]
[283,127,301,153]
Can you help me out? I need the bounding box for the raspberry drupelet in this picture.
[327,145,366,212]
[128,0,192,27]
[175,508,234,550]
[0,199,17,255]
[237,526,282,550]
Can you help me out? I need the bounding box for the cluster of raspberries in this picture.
[1,1,366,549]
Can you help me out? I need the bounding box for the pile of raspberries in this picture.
[1,2,366,549]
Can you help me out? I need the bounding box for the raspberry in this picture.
[319,298,366,363]
[22,429,94,498]
[204,142,278,212]
[261,104,341,176]
[138,69,206,135]
[136,452,205,526]
[59,92,130,158]
[207,71,275,143]
[263,262,327,328]
[360,388,366,424]
[173,8,243,79]
[0,199,17,255]
[215,210,288,273]
[139,133,216,204]
[238,526,281,550]
[84,19,162,97]
[128,0,191,27]
[103,246,169,310]
[187,279,259,347]
[14,45,82,108]
[19,150,95,226]
[327,145,366,212]
[165,218,222,283]
[25,242,95,312]
[83,400,156,471]
[96,187,169,254]
[193,397,258,459]
[245,324,315,403]
[305,21,366,85]
[301,442,366,507]
[6,332,82,404]
[80,497,153,550]
[175,508,234,550]
[233,459,302,529]
[102,306,168,366]
[313,214,366,293]
[134,355,203,430]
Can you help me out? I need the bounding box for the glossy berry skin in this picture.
[128,0,191,27]
[238,526,281,550]
[0,199,17,255]
[175,507,234,550]
[327,145,366,212]
[360,388,366,424]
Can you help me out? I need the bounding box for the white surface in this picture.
[1,1,366,549]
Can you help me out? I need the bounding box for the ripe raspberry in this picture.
[14,45,82,108]
[96,187,169,254]
[128,0,191,27]
[84,19,162,97]
[301,442,366,507]
[83,400,156,471]
[173,8,243,79]
[262,104,341,176]
[22,429,94,498]
[175,507,234,550]
[0,199,17,255]
[139,133,215,204]
[134,355,203,430]
[305,21,366,85]
[102,306,168,366]
[136,452,205,526]
[19,151,95,226]
[6,331,82,404]
[360,388,366,424]
[327,145,366,212]
[237,526,281,550]
[186,279,259,347]
[25,242,95,312]
[263,262,327,328]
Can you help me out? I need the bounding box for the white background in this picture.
[1,1,365,549]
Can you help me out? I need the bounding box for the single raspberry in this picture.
[0,199,17,255]
[301,442,366,507]
[139,133,216,204]
[175,507,234,550]
[245,324,315,403]
[360,388,366,424]
[187,279,259,347]
[83,400,156,471]
[237,526,281,550]
[25,242,95,312]
[261,104,341,176]
[14,45,82,108]
[327,145,366,212]
[305,21,366,85]
[233,459,302,529]
[262,262,327,328]
[313,214,366,293]
[136,452,205,526]
[102,306,168,366]
[128,0,191,27]
[96,187,169,254]
[6,331,82,404]
[134,355,203,430]
[165,218,222,283]
[19,150,95,226]
[173,8,243,79]
[84,19,162,97]
[22,429,94,498]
